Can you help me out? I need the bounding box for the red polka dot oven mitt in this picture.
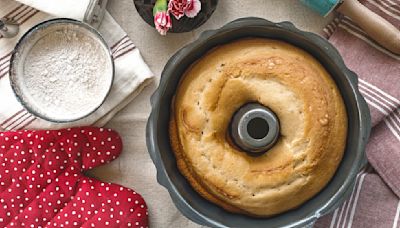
[0,127,148,228]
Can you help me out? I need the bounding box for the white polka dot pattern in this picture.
[0,127,148,227]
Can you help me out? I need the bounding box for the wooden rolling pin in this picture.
[300,0,400,54]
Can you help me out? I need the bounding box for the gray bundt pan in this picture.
[146,17,371,228]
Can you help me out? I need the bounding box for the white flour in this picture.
[19,25,112,121]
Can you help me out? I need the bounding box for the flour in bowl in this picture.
[14,23,113,121]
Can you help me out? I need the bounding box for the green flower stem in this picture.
[153,0,168,16]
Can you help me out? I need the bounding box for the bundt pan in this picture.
[146,17,371,227]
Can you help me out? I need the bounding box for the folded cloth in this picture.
[0,0,154,130]
[14,0,108,28]
[315,0,400,227]
[0,127,148,227]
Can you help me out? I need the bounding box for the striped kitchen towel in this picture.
[315,0,400,227]
[0,0,154,130]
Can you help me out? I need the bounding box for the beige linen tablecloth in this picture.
[93,0,332,227]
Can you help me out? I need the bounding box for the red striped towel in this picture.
[315,0,400,227]
[0,0,154,130]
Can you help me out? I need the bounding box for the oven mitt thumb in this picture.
[0,127,148,228]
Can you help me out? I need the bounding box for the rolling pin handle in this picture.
[337,0,400,54]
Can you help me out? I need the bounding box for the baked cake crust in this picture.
[169,38,347,217]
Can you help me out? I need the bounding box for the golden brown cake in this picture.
[169,38,347,217]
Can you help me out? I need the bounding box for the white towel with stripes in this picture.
[0,0,154,130]
[14,0,107,27]
[14,0,92,21]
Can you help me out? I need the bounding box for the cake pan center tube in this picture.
[230,103,280,155]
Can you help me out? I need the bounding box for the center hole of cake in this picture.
[247,117,269,139]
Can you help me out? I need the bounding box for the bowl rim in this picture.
[9,18,115,123]
[146,17,371,227]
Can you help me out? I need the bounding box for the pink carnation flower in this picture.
[168,0,201,19]
[154,11,172,35]
[168,0,189,20]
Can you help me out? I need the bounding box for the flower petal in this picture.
[185,0,201,18]
[154,11,172,35]
[168,0,189,20]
